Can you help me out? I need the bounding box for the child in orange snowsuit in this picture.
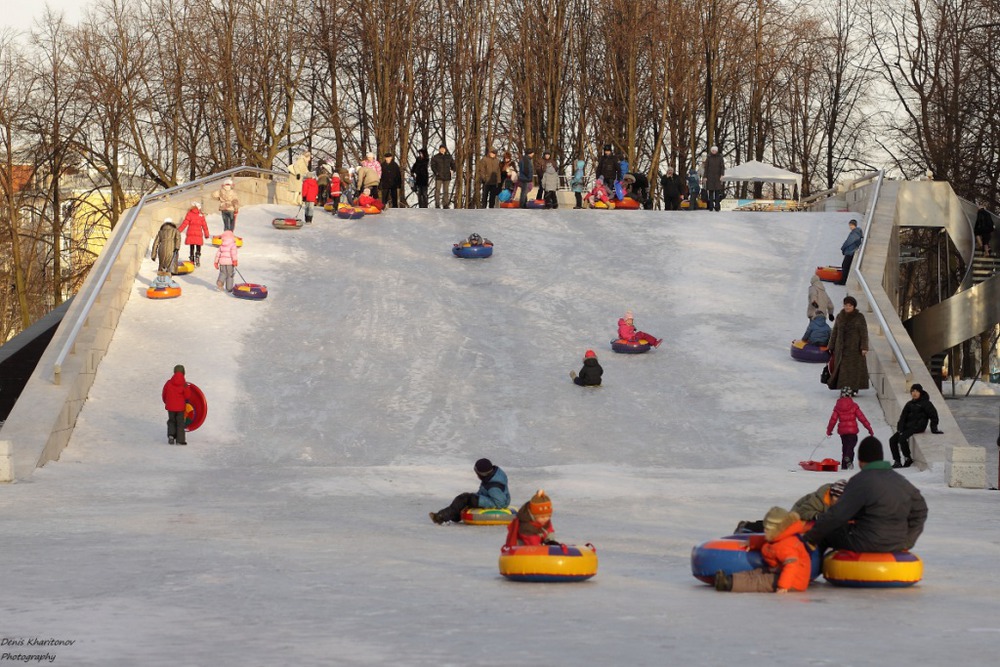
[715,506,811,593]
[505,490,558,547]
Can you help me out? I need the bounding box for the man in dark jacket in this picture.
[596,144,620,187]
[518,148,535,207]
[430,144,455,208]
[889,383,942,468]
[379,152,403,208]
[837,219,863,285]
[476,147,502,208]
[660,167,685,210]
[411,148,430,208]
[803,436,928,553]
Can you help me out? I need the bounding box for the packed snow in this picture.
[2,204,999,666]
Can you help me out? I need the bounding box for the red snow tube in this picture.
[815,266,843,283]
[499,201,520,209]
[272,218,303,229]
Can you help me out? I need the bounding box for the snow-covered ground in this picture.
[2,205,999,666]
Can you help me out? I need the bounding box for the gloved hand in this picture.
[826,432,833,438]
[799,535,817,552]
[829,313,835,321]
[233,261,238,267]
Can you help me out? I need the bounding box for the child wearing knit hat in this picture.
[827,386,875,470]
[617,311,662,348]
[505,490,558,547]
[734,479,846,534]
[430,458,511,524]
[715,506,811,593]
[570,349,603,386]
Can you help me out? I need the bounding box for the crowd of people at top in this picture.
[287,143,729,211]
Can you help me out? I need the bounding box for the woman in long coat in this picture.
[827,295,869,390]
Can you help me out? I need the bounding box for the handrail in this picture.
[954,193,982,289]
[851,170,913,380]
[51,167,287,382]
[799,186,838,206]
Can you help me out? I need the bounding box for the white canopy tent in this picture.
[721,160,802,199]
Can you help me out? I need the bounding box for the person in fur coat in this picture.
[827,386,875,469]
[715,506,810,593]
[505,490,558,547]
[826,296,869,391]
[151,218,182,273]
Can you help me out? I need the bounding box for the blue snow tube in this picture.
[453,244,493,258]
[691,534,823,584]
[524,199,547,209]
[790,341,830,363]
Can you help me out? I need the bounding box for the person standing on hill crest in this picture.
[702,146,725,211]
[431,144,456,208]
[837,219,863,285]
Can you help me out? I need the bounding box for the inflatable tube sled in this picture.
[452,243,494,259]
[815,266,843,283]
[790,340,830,363]
[172,261,195,275]
[461,507,516,525]
[336,205,365,220]
[232,283,268,300]
[799,458,840,472]
[524,199,547,209]
[323,202,335,212]
[823,550,922,588]
[691,534,823,584]
[611,338,651,354]
[681,199,708,210]
[499,543,598,582]
[212,235,243,247]
[360,205,383,215]
[590,200,615,209]
[499,201,520,209]
[147,284,181,299]
[184,383,208,432]
[610,198,641,210]
[272,217,303,229]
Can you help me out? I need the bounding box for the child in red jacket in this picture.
[617,310,662,347]
[505,490,558,547]
[162,364,192,445]
[714,506,810,593]
[178,202,210,266]
[827,386,874,470]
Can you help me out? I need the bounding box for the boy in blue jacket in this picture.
[430,458,511,524]
[801,311,831,346]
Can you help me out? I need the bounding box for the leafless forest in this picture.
[2,0,999,340]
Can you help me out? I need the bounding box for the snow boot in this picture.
[714,570,733,592]
[841,458,854,470]
[903,458,914,468]
[892,460,903,469]
[168,436,175,445]
[570,371,577,380]
[429,512,445,525]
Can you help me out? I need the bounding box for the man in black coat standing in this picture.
[596,144,620,187]
[803,436,928,554]
[660,167,685,210]
[379,152,403,208]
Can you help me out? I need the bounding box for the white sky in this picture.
[1,0,83,36]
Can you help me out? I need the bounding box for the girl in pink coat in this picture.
[617,310,662,347]
[826,386,874,469]
[178,202,210,266]
[584,176,611,207]
[213,230,239,292]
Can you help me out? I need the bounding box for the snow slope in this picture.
[2,205,998,666]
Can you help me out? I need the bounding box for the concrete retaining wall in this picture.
[0,175,294,482]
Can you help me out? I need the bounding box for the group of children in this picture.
[567,310,663,388]
[150,196,240,294]
[429,459,557,548]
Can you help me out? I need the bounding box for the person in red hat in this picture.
[505,489,558,547]
[570,349,603,386]
[430,458,510,524]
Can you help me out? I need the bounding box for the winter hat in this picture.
[840,386,855,398]
[603,144,612,152]
[439,144,447,150]
[223,179,233,186]
[584,349,597,359]
[843,296,858,307]
[910,383,924,393]
[830,479,848,499]
[221,230,235,241]
[173,364,185,374]
[163,217,173,224]
[624,310,634,320]
[857,436,884,463]
[192,201,201,209]
[474,458,494,478]
[526,147,535,155]
[763,506,796,541]
[528,490,552,517]
[366,152,375,159]
[710,145,719,154]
